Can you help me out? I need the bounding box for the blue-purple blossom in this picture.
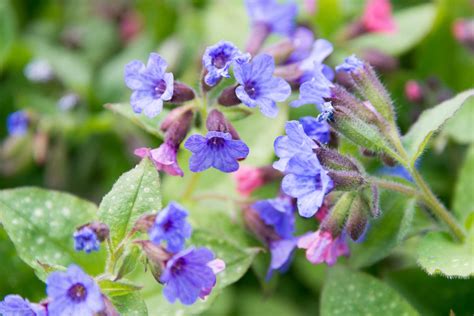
[299,116,331,144]
[7,111,29,136]
[149,202,192,253]
[160,247,224,305]
[124,53,174,118]
[184,131,249,173]
[291,63,334,109]
[287,26,315,63]
[268,238,297,279]
[234,54,291,118]
[46,265,104,316]
[245,0,298,36]
[273,121,317,172]
[282,155,334,218]
[74,227,100,253]
[24,59,54,83]
[335,55,364,73]
[58,93,79,111]
[298,39,334,83]
[0,295,45,316]
[203,41,249,87]
[252,197,295,239]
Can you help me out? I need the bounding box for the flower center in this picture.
[171,257,186,274]
[244,81,259,99]
[207,137,226,149]
[67,283,87,303]
[154,79,167,97]
[212,52,229,69]
[162,219,173,232]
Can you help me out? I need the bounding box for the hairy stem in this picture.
[369,177,419,197]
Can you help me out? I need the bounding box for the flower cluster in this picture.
[134,202,225,305]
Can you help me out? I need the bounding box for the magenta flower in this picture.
[297,230,349,265]
[362,0,396,33]
[233,166,265,196]
[135,142,183,177]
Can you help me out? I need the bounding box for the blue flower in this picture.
[299,116,331,144]
[335,55,364,73]
[149,202,192,253]
[161,247,224,305]
[267,238,297,279]
[298,39,334,83]
[252,197,295,239]
[273,121,316,172]
[203,41,249,87]
[290,63,334,109]
[46,265,104,316]
[286,26,315,63]
[0,295,45,316]
[74,227,100,253]
[24,59,54,83]
[282,155,333,218]
[184,131,249,173]
[245,0,298,36]
[234,54,291,118]
[7,111,29,136]
[124,53,174,118]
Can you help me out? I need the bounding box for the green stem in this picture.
[411,170,465,241]
[369,177,419,197]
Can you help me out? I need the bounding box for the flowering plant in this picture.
[1,0,473,315]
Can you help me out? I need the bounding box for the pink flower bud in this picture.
[362,0,396,33]
[404,80,423,103]
[233,166,264,196]
[297,230,350,266]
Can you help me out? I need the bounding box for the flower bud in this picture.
[134,240,171,280]
[361,49,398,73]
[361,148,377,157]
[321,192,355,237]
[404,80,424,103]
[218,85,242,106]
[380,153,396,167]
[206,109,240,140]
[246,22,270,55]
[345,194,369,241]
[273,63,302,83]
[314,147,360,172]
[132,213,156,234]
[263,39,295,64]
[99,295,120,316]
[169,82,195,103]
[160,105,194,132]
[327,170,366,191]
[165,109,194,145]
[77,222,110,242]
[243,206,280,243]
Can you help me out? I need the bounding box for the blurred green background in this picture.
[1,0,473,315]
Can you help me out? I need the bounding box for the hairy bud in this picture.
[206,109,240,140]
[169,82,195,103]
[246,22,270,55]
[134,240,171,280]
[315,147,361,172]
[345,194,369,241]
[77,222,110,242]
[218,85,242,106]
[321,192,355,237]
[327,170,366,191]
[361,49,399,73]
[132,213,156,234]
[263,39,295,64]
[243,206,280,243]
[165,109,194,145]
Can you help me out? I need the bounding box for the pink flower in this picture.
[297,230,349,265]
[362,0,396,33]
[233,166,265,196]
[404,80,423,103]
[134,142,183,176]
[304,0,317,15]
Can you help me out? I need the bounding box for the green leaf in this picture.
[99,279,142,297]
[0,0,15,69]
[98,158,162,249]
[321,266,419,316]
[110,291,148,316]
[349,192,416,268]
[403,90,474,165]
[349,4,436,56]
[416,231,474,278]
[443,97,474,144]
[453,146,474,225]
[105,103,166,139]
[0,188,105,280]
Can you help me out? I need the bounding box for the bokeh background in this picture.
[1,0,473,315]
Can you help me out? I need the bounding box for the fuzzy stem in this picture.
[369,177,419,197]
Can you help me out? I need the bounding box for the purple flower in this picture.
[273,121,317,172]
[297,230,349,265]
[234,54,291,118]
[0,295,45,316]
[245,0,298,36]
[46,265,104,316]
[124,53,174,118]
[298,39,334,83]
[135,142,183,177]
[74,227,100,253]
[149,202,192,253]
[286,26,315,63]
[282,155,333,218]
[203,41,249,87]
[335,55,364,73]
[290,63,334,109]
[7,111,29,136]
[58,93,79,111]
[160,247,224,305]
[184,131,249,173]
[24,59,54,83]
[299,116,331,144]
[267,238,297,279]
[252,197,295,239]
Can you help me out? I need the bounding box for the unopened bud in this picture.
[321,192,355,237]
[453,18,474,52]
[346,194,369,241]
[243,206,279,243]
[273,63,302,83]
[134,240,171,277]
[315,147,360,172]
[263,39,295,64]
[361,49,399,73]
[404,80,424,103]
[328,170,366,191]
[206,109,240,139]
[78,222,110,242]
[381,153,396,166]
[361,148,377,157]
[160,105,194,132]
[368,184,380,217]
[246,22,270,55]
[169,82,195,103]
[99,295,120,316]
[132,213,156,234]
[218,85,242,106]
[165,109,194,145]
